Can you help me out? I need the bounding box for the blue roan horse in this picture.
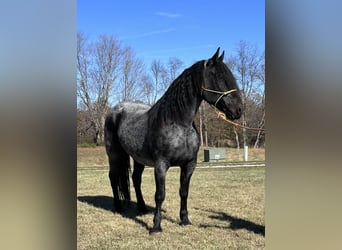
[104,48,242,234]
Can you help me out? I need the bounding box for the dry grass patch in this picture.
[77,146,265,168]
[77,147,108,168]
[77,166,265,249]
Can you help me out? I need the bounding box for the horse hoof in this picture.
[149,228,162,235]
[180,219,192,226]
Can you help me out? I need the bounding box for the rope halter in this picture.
[201,87,237,107]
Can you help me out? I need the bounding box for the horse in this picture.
[104,48,242,234]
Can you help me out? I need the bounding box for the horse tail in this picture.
[104,111,131,204]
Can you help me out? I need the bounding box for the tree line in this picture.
[77,32,265,148]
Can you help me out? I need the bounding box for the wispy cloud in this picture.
[156,12,181,18]
[122,28,176,40]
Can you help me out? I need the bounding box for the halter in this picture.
[201,87,237,107]
[202,59,237,107]
[202,60,264,132]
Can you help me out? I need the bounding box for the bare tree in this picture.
[77,108,96,144]
[253,56,265,148]
[77,33,91,108]
[226,40,265,148]
[120,47,144,102]
[77,32,97,143]
[199,104,204,146]
[253,94,265,148]
[150,60,167,104]
[141,74,154,105]
[198,102,210,147]
[167,57,183,83]
[146,57,184,103]
[77,33,122,145]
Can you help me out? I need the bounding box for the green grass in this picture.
[77,166,265,249]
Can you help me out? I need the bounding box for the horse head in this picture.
[202,48,242,120]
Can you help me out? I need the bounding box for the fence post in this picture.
[243,146,248,161]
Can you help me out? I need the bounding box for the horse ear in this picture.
[205,48,220,67]
[211,47,220,61]
[205,48,221,67]
[218,51,225,61]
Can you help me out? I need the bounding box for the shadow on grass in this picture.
[195,208,265,236]
[77,195,151,230]
[77,195,174,232]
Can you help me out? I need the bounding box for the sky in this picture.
[78,0,264,69]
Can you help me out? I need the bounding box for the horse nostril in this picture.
[237,107,242,116]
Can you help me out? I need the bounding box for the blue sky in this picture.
[78,0,264,67]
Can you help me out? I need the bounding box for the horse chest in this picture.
[153,124,200,164]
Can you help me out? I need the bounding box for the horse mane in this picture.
[148,60,205,127]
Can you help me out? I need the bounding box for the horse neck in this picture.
[148,64,204,126]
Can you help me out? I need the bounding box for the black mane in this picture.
[148,60,205,127]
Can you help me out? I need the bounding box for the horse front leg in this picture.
[179,160,196,225]
[150,160,169,234]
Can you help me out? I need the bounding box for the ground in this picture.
[77,147,265,249]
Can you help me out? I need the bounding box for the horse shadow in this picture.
[77,196,264,235]
[195,208,265,236]
[77,195,171,231]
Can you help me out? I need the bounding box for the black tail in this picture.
[116,156,131,202]
[105,112,131,205]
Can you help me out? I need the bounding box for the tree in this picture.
[77,108,96,144]
[226,40,265,148]
[198,102,209,147]
[77,33,122,145]
[120,47,145,102]
[141,74,154,105]
[167,57,183,83]
[142,57,183,106]
[150,60,167,104]
[253,92,265,148]
[253,56,265,148]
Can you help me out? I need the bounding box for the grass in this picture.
[77,146,265,168]
[77,147,265,249]
[77,147,109,168]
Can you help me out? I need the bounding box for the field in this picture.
[77,146,265,168]
[77,147,265,249]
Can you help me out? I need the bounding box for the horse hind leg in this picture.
[108,149,131,213]
[108,160,122,212]
[105,112,130,213]
[132,161,148,213]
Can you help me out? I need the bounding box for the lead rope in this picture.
[201,87,265,132]
[212,106,265,132]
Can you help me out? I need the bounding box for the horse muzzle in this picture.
[225,106,242,120]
